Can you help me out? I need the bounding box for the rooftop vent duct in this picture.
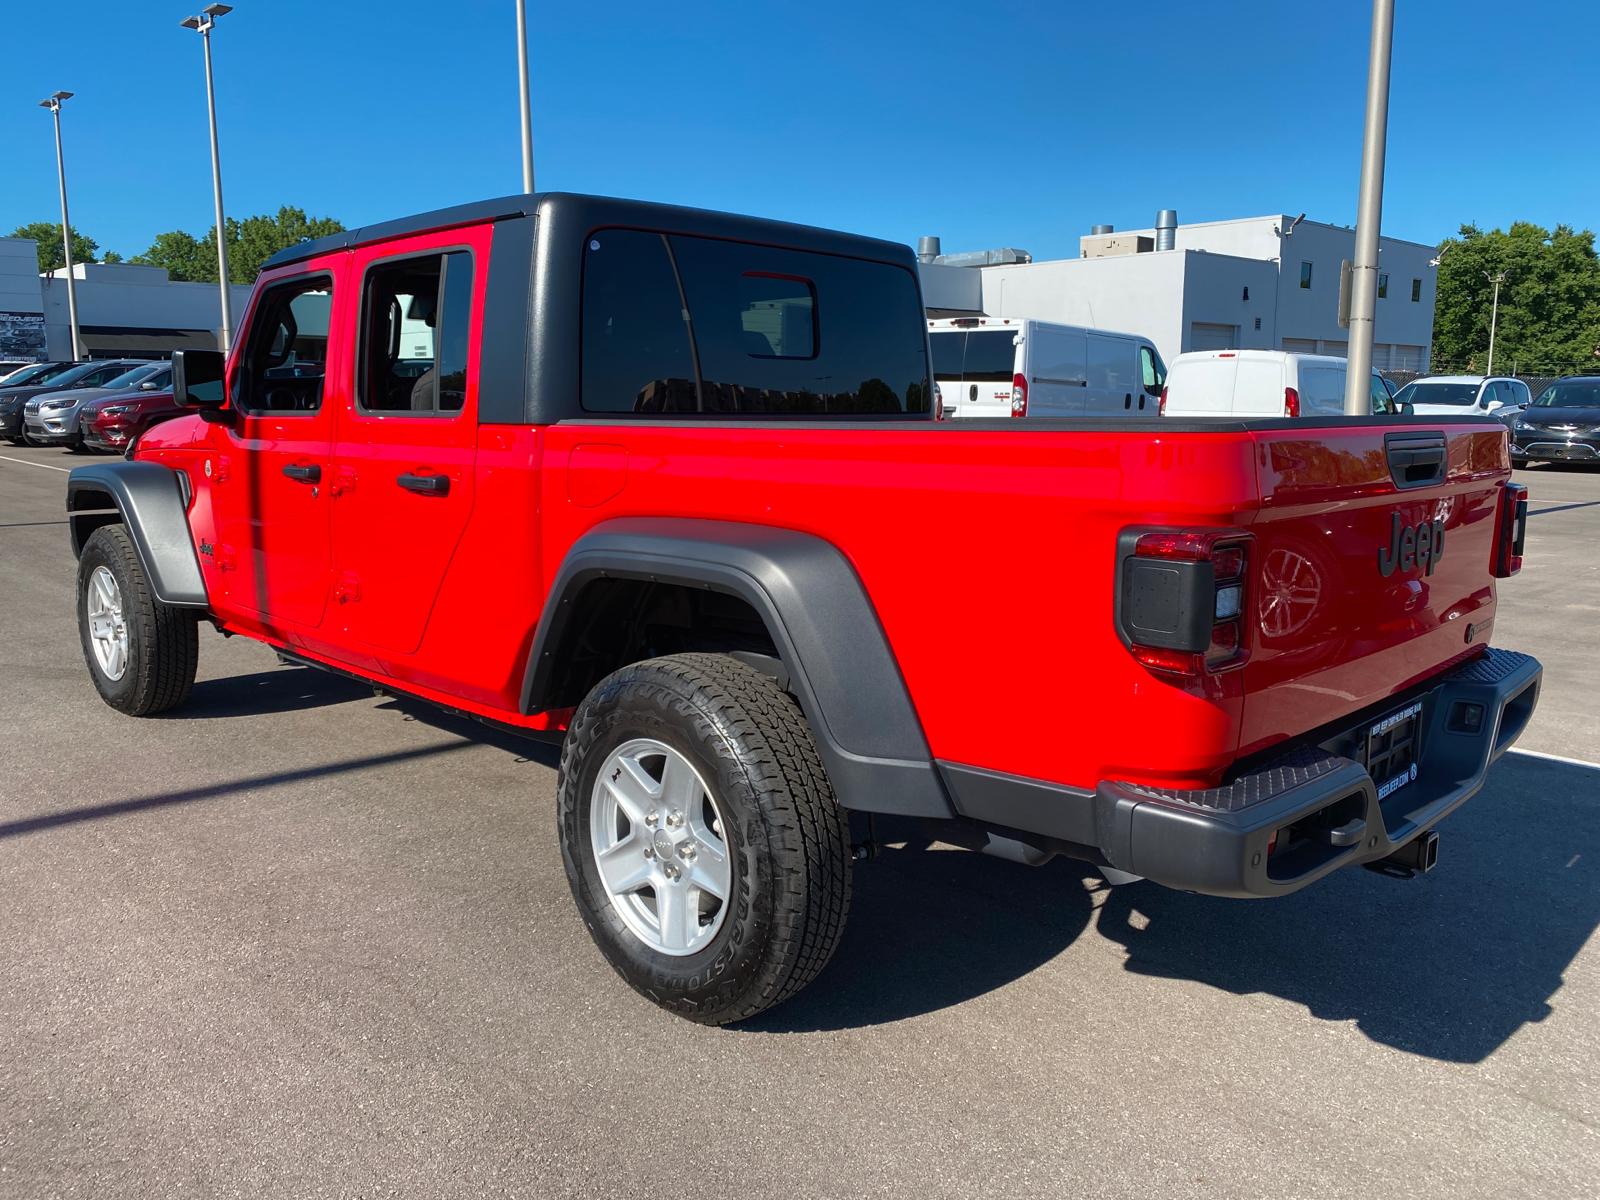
[917,236,942,264]
[933,247,1033,268]
[1091,224,1114,235]
[1156,209,1178,252]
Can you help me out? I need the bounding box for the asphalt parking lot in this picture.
[2,443,1597,1199]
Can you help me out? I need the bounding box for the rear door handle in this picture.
[397,472,450,496]
[282,463,321,484]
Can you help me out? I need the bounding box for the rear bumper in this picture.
[940,647,1541,898]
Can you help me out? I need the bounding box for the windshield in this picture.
[1394,381,1480,406]
[1532,381,1600,408]
[2,363,61,387]
[101,364,160,390]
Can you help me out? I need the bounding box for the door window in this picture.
[1370,374,1396,413]
[1139,345,1166,396]
[235,276,333,414]
[357,251,475,414]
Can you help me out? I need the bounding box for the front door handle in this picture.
[282,463,321,484]
[397,472,450,497]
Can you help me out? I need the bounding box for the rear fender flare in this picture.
[522,518,951,819]
[66,461,208,608]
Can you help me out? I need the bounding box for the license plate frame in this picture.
[1367,699,1423,800]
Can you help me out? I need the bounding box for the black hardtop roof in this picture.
[260,192,917,273]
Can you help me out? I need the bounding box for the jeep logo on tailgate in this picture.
[1379,513,1446,577]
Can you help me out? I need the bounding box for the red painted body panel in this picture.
[132,223,1516,798]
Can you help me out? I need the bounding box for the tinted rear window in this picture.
[582,229,930,416]
[960,331,1017,383]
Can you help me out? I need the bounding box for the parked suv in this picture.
[80,379,184,454]
[1393,375,1530,419]
[25,362,167,450]
[1508,376,1600,465]
[3,360,146,445]
[0,361,83,442]
[64,193,1539,1025]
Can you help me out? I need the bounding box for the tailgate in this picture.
[1238,421,1509,758]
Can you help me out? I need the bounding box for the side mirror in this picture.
[1402,402,1415,417]
[171,349,227,409]
[140,380,159,391]
[1486,399,1503,412]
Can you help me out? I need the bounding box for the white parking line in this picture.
[0,454,71,473]
[1508,746,1600,770]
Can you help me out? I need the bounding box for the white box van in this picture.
[1159,350,1397,419]
[929,317,1166,418]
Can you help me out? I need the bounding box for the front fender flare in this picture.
[66,461,208,608]
[522,518,952,819]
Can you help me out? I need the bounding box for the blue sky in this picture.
[2,0,1595,264]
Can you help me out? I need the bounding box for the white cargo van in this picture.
[1159,350,1398,419]
[929,317,1166,418]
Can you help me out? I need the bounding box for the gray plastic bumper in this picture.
[1093,647,1541,897]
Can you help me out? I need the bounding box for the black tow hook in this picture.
[1365,829,1439,880]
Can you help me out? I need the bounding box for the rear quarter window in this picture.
[581,229,930,416]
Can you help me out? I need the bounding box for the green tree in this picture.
[1433,223,1600,374]
[130,230,213,281]
[130,206,344,284]
[8,221,100,272]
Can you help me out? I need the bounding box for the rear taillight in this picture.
[1010,373,1028,417]
[1158,385,1168,417]
[1284,386,1300,418]
[1492,482,1528,577]
[1117,529,1252,676]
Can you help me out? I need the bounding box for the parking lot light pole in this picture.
[1484,270,1508,376]
[516,0,535,192]
[39,92,84,362]
[181,3,235,353]
[1343,0,1396,416]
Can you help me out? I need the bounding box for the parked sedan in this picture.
[1391,375,1532,418]
[22,362,166,450]
[80,384,185,454]
[1,360,146,445]
[1509,377,1600,466]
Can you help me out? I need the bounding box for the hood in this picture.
[33,385,124,411]
[1517,407,1600,428]
[83,389,175,414]
[1407,402,1488,416]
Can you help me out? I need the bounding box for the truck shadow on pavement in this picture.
[158,667,374,719]
[1095,752,1595,1063]
[757,754,1595,1061]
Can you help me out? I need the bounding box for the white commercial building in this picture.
[0,235,252,362]
[918,213,1437,372]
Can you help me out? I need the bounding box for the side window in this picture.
[1299,261,1313,289]
[1139,345,1165,395]
[580,228,931,416]
[358,251,475,414]
[1513,380,1531,406]
[1482,381,1501,408]
[1378,273,1389,299]
[235,276,332,414]
[1411,278,1422,303]
[669,233,928,415]
[580,230,698,413]
[1370,373,1395,413]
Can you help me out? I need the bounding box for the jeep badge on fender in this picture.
[1379,512,1446,577]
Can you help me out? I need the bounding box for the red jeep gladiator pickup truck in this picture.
[65,193,1540,1025]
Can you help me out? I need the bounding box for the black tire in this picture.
[77,524,199,716]
[558,653,851,1025]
